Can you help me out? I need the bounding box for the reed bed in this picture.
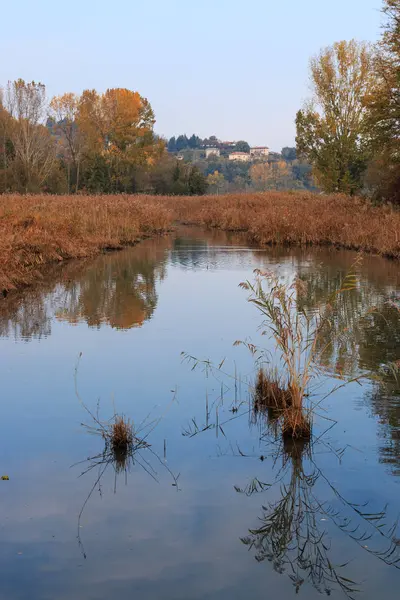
[0,193,173,292]
[166,191,400,259]
[1,191,399,293]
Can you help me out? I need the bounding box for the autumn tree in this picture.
[49,92,84,192]
[77,88,163,192]
[5,79,56,192]
[207,170,225,194]
[364,0,400,202]
[250,161,290,190]
[0,88,12,191]
[296,40,374,194]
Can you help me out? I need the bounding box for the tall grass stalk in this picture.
[241,259,362,438]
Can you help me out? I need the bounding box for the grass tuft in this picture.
[254,367,292,412]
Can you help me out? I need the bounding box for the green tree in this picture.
[281,147,297,161]
[188,165,208,194]
[175,135,189,152]
[167,136,176,152]
[296,40,374,194]
[188,134,201,149]
[235,140,250,153]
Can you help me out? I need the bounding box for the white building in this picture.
[229,152,250,162]
[250,146,269,159]
[205,147,220,158]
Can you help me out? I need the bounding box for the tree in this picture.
[235,140,250,153]
[49,92,84,192]
[364,0,400,202]
[0,89,12,192]
[250,161,290,190]
[207,170,225,194]
[76,88,162,192]
[175,134,189,152]
[5,79,56,192]
[281,147,297,161]
[168,136,176,152]
[188,134,201,149]
[296,40,374,194]
[187,165,208,194]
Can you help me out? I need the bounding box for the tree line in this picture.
[0,84,207,195]
[296,0,400,203]
[167,135,251,154]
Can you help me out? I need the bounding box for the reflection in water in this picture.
[74,363,179,559]
[368,366,400,475]
[296,252,400,375]
[239,436,400,598]
[0,236,172,338]
[294,253,400,475]
[1,228,400,599]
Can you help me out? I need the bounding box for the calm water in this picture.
[0,228,400,600]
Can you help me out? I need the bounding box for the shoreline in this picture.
[1,191,399,296]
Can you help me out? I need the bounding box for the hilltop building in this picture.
[229,152,251,162]
[205,147,220,158]
[250,146,269,159]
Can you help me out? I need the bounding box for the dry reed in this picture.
[1,190,399,294]
[0,193,173,292]
[254,367,292,412]
[164,191,400,259]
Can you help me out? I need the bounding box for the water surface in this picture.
[0,228,399,600]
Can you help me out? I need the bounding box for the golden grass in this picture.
[110,415,134,452]
[1,190,399,293]
[254,368,292,412]
[165,191,400,258]
[0,194,173,291]
[282,408,312,440]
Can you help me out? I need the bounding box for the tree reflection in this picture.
[239,436,400,598]
[293,253,400,476]
[294,251,400,376]
[0,236,171,338]
[368,365,400,475]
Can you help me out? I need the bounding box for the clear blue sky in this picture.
[1,0,383,150]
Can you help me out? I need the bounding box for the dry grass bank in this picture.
[0,194,172,291]
[1,191,399,293]
[166,191,400,259]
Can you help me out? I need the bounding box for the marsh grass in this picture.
[167,192,400,260]
[73,354,179,557]
[2,191,400,295]
[254,367,292,412]
[240,257,364,439]
[0,193,173,292]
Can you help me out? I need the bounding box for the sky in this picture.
[0,0,383,151]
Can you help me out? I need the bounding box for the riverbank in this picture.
[1,191,399,293]
[0,194,173,292]
[166,192,400,259]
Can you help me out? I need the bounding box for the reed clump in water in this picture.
[282,407,312,440]
[254,367,292,412]
[245,261,361,440]
[253,368,311,439]
[243,272,315,439]
[109,415,134,452]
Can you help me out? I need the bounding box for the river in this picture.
[0,227,399,600]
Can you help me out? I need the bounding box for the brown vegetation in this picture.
[254,368,292,412]
[1,190,400,294]
[0,193,172,292]
[167,192,400,259]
